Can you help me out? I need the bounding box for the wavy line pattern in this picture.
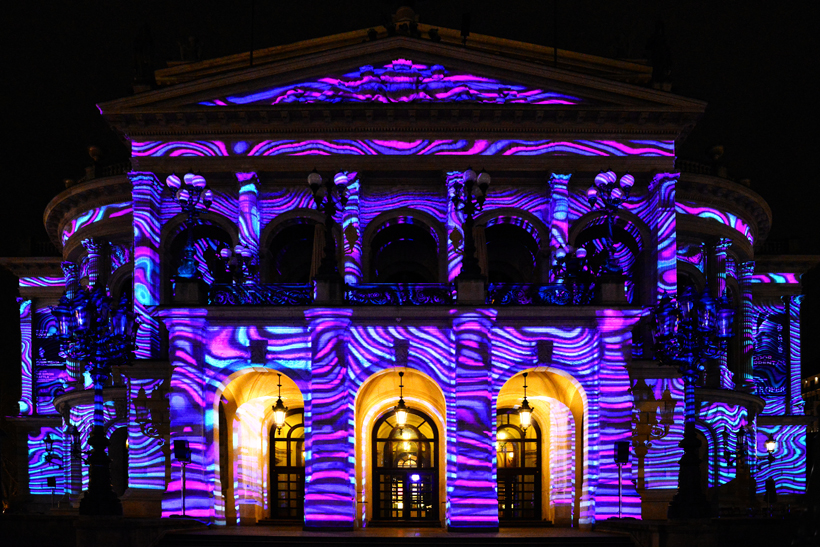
[61,202,132,245]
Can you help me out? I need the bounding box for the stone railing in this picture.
[208,283,313,305]
[206,282,596,306]
[487,283,595,305]
[345,283,456,305]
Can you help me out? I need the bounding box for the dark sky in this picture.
[3,0,818,256]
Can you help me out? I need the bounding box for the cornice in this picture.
[676,172,773,247]
[695,388,766,416]
[754,255,820,274]
[43,174,132,249]
[106,104,700,142]
[0,257,64,277]
[757,415,814,426]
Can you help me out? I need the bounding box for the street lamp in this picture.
[452,168,491,280]
[765,436,777,465]
[518,372,533,431]
[651,287,734,519]
[630,378,676,492]
[307,170,348,280]
[52,267,138,515]
[395,371,409,431]
[586,171,633,274]
[166,171,213,278]
[272,373,288,433]
[217,245,259,284]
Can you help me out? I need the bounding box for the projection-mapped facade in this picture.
[3,24,815,530]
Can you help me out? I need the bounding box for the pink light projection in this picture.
[199,59,584,106]
[132,139,675,158]
[675,202,754,245]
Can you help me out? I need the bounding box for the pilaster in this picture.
[739,261,755,390]
[236,173,261,280]
[304,309,355,530]
[650,173,678,300]
[130,172,163,359]
[548,174,571,281]
[449,309,498,531]
[342,172,363,284]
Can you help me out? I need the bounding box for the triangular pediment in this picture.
[198,58,587,107]
[101,36,705,113]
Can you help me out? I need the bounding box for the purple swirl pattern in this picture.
[19,276,64,288]
[18,299,33,415]
[28,426,65,494]
[676,202,754,245]
[131,172,162,359]
[133,138,675,158]
[61,202,132,245]
[200,60,582,106]
[751,273,801,284]
[755,424,806,494]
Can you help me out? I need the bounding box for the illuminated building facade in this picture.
[2,21,816,530]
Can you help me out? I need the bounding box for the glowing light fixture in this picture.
[272,373,288,433]
[395,371,408,430]
[518,372,533,431]
[765,436,777,455]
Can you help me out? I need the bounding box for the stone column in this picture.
[130,172,163,359]
[785,295,804,415]
[304,309,355,530]
[342,172,363,284]
[739,261,755,390]
[163,317,210,519]
[82,238,109,289]
[708,238,733,388]
[650,173,678,300]
[236,173,261,281]
[548,174,571,281]
[446,171,465,283]
[449,309,498,531]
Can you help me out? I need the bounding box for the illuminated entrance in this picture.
[372,408,438,523]
[497,409,541,521]
[270,410,305,520]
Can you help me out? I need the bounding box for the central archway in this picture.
[372,408,439,523]
[496,409,541,521]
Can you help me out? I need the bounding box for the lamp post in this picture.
[630,378,676,492]
[165,171,214,278]
[307,170,348,281]
[651,286,734,519]
[586,171,633,274]
[452,168,491,280]
[52,269,138,516]
[217,245,259,284]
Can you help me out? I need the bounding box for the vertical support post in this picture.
[82,238,109,289]
[304,309,355,530]
[237,173,261,281]
[739,261,756,390]
[18,299,33,415]
[711,238,733,388]
[449,309,498,531]
[785,295,804,415]
[650,173,678,301]
[130,172,163,359]
[446,171,465,282]
[342,172,363,284]
[548,174,571,281]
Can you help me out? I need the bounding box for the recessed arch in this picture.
[362,208,448,283]
[261,208,339,282]
[354,367,447,528]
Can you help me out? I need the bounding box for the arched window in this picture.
[575,219,642,303]
[372,408,438,522]
[497,409,541,521]
[267,222,316,283]
[370,223,439,283]
[270,410,305,520]
[484,223,539,283]
[167,223,233,286]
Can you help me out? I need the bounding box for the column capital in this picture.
[739,261,755,278]
[715,238,733,253]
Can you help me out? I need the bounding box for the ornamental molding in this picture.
[677,173,772,246]
[44,174,132,249]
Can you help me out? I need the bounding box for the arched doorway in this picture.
[372,408,438,523]
[270,409,305,520]
[497,409,541,521]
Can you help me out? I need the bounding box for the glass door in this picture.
[270,410,305,520]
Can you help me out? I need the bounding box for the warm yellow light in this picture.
[403,441,410,451]
[519,399,533,431]
[765,438,777,454]
[497,431,506,440]
[272,396,287,431]
[402,430,411,440]
[395,405,408,428]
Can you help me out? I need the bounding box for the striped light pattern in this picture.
[755,425,806,494]
[18,299,33,415]
[133,138,675,158]
[675,202,754,245]
[61,202,132,245]
[19,276,65,288]
[199,59,583,106]
[28,426,65,494]
[750,273,801,284]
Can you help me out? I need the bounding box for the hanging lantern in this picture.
[395,371,409,430]
[653,295,679,342]
[518,372,534,431]
[697,291,717,332]
[678,286,697,321]
[716,293,735,338]
[765,436,777,455]
[272,373,288,433]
